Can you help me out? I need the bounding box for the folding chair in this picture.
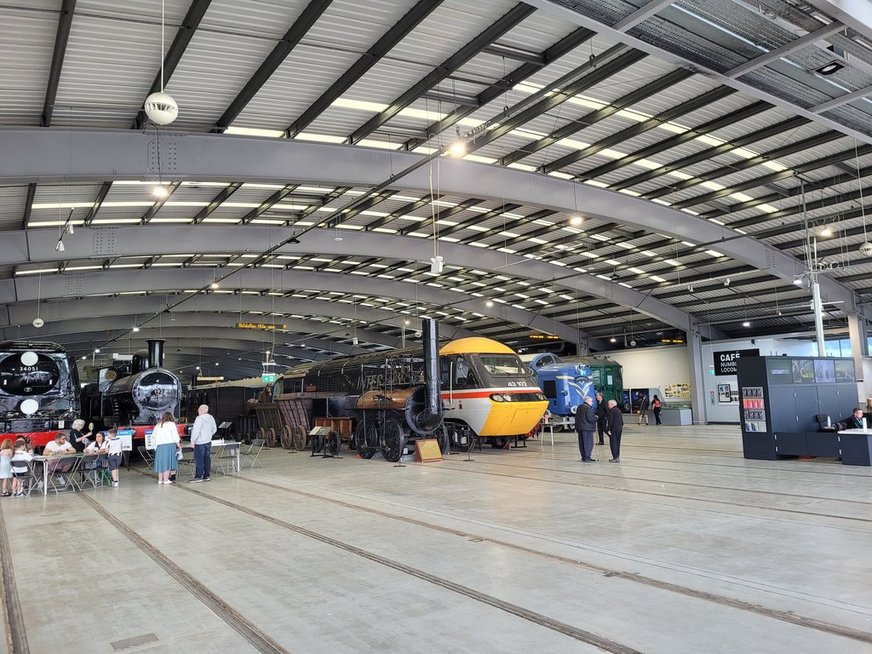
[176,446,195,479]
[240,438,265,471]
[137,446,154,476]
[45,456,82,494]
[78,454,105,491]
[15,460,39,498]
[215,442,240,475]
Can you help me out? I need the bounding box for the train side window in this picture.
[454,356,477,388]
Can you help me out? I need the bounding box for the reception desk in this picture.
[836,429,872,466]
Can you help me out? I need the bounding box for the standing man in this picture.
[595,392,608,445]
[574,396,598,462]
[190,404,217,483]
[637,394,650,426]
[606,399,624,463]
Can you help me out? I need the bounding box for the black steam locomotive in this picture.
[0,340,80,448]
[81,339,182,430]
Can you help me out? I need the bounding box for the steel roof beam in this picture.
[613,0,675,31]
[467,46,646,157]
[133,0,213,129]
[0,129,851,323]
[241,184,297,224]
[522,0,872,146]
[141,181,181,223]
[348,3,536,144]
[609,116,809,191]
[531,78,727,172]
[403,27,596,152]
[566,99,772,180]
[286,0,441,138]
[83,182,113,226]
[2,295,474,340]
[41,0,76,127]
[21,183,36,231]
[192,182,242,224]
[725,22,845,79]
[4,266,584,344]
[811,85,872,114]
[212,0,333,133]
[500,67,698,167]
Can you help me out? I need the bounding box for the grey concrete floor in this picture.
[1,424,870,654]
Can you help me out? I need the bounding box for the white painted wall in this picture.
[596,344,690,394]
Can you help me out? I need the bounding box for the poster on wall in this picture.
[717,383,732,403]
[664,383,691,400]
[814,359,836,383]
[713,349,759,375]
[792,359,814,383]
[834,359,855,382]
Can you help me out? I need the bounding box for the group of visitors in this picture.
[574,392,664,464]
[0,404,217,494]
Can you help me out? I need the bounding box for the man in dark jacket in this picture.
[606,399,624,463]
[595,392,608,445]
[574,396,598,462]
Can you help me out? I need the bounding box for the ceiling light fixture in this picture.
[132,326,140,332]
[609,337,616,343]
[151,183,170,200]
[723,277,730,287]
[210,281,219,290]
[485,299,494,307]
[569,215,584,227]
[815,61,844,75]
[448,140,467,158]
[742,320,751,328]
[143,0,178,125]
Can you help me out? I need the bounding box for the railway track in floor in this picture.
[0,500,29,654]
[125,479,650,654]
[463,451,872,507]
[226,473,872,647]
[78,494,291,654]
[424,456,872,524]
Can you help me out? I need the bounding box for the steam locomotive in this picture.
[81,339,183,438]
[281,320,548,461]
[0,340,80,448]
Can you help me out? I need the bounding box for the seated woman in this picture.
[84,432,107,454]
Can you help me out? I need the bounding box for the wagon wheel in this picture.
[294,425,307,451]
[381,419,406,463]
[257,427,268,442]
[280,425,294,449]
[353,420,378,459]
[265,427,277,448]
[310,433,323,456]
[328,431,342,457]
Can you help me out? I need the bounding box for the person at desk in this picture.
[845,408,865,429]
[84,432,107,454]
[68,419,94,453]
[189,404,217,484]
[44,433,75,456]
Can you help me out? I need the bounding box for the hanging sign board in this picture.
[261,372,279,384]
[713,349,759,375]
[237,322,287,331]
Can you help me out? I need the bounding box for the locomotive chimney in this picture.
[418,318,442,432]
[147,339,165,370]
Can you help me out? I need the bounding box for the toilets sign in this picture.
[713,348,759,375]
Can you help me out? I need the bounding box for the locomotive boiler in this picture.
[82,339,181,429]
[0,340,80,448]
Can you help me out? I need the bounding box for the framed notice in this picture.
[792,359,814,384]
[813,359,835,383]
[834,359,855,382]
[717,383,732,403]
[117,428,135,452]
[144,428,155,450]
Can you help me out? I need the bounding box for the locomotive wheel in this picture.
[490,436,510,449]
[353,421,377,459]
[280,425,294,449]
[436,425,451,454]
[265,427,277,448]
[381,419,406,463]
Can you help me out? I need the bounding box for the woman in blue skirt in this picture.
[152,412,181,485]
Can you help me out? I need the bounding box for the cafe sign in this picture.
[713,348,759,375]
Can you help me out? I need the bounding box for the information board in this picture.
[713,348,759,375]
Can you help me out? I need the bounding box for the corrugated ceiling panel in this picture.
[0,4,58,126]
[0,186,27,230]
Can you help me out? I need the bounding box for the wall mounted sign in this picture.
[713,348,759,375]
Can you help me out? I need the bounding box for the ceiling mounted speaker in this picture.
[144,91,178,125]
[32,318,44,329]
[859,242,872,256]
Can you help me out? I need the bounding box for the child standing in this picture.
[106,429,123,487]
[0,439,13,496]
[10,440,33,497]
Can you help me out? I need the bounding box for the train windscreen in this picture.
[478,355,527,376]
